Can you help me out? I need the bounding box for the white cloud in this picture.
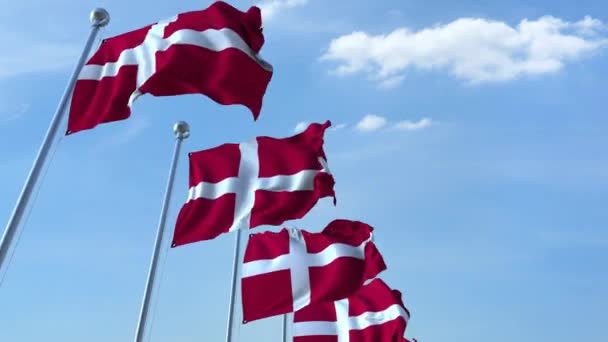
[320,15,607,86]
[574,15,605,35]
[355,114,387,132]
[394,118,434,131]
[378,75,406,89]
[257,0,308,22]
[297,117,433,134]
[294,121,308,133]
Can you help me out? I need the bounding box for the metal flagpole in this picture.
[225,228,244,342]
[133,121,190,342]
[282,314,289,342]
[0,8,110,276]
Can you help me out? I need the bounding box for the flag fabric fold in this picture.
[67,0,273,134]
[171,121,336,247]
[241,219,387,323]
[293,278,410,342]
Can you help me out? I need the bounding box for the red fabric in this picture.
[172,122,336,246]
[68,66,139,132]
[256,122,329,177]
[241,220,386,323]
[241,228,294,319]
[187,143,240,186]
[163,2,265,53]
[243,228,290,262]
[294,279,410,342]
[66,1,272,135]
[88,26,151,64]
[171,194,236,246]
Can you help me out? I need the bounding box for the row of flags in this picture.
[62,1,418,340]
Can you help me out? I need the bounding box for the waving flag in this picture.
[293,279,411,342]
[241,220,386,323]
[67,1,273,134]
[171,121,335,247]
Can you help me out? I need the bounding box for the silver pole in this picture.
[133,121,190,342]
[282,314,288,342]
[0,8,110,276]
[225,228,243,342]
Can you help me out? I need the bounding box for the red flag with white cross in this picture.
[171,121,336,247]
[240,219,387,323]
[66,1,273,135]
[293,278,411,342]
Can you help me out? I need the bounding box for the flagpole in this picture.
[225,228,244,342]
[0,8,110,277]
[133,121,190,342]
[282,314,288,342]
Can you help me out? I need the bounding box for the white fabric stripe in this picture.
[335,299,350,342]
[241,240,367,278]
[228,140,259,232]
[289,229,313,310]
[126,17,176,106]
[292,303,409,338]
[255,170,318,191]
[292,321,338,336]
[79,16,177,81]
[187,177,241,201]
[186,169,319,202]
[135,17,175,90]
[347,304,409,330]
[79,26,271,82]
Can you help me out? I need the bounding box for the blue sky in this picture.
[1,0,607,341]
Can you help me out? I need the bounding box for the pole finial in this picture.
[174,121,190,139]
[90,8,110,27]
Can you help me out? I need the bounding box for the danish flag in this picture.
[293,279,411,342]
[171,121,336,247]
[241,220,387,323]
[66,1,273,134]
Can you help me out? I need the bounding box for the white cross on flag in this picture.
[171,121,336,247]
[240,219,387,323]
[293,278,411,342]
[66,1,273,135]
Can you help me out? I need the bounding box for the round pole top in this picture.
[174,121,190,139]
[90,8,110,27]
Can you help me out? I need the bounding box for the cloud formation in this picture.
[295,116,433,134]
[321,15,607,86]
[294,121,308,133]
[394,118,433,131]
[355,114,387,132]
[257,0,308,21]
[294,114,437,133]
[355,115,433,132]
[332,123,347,131]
